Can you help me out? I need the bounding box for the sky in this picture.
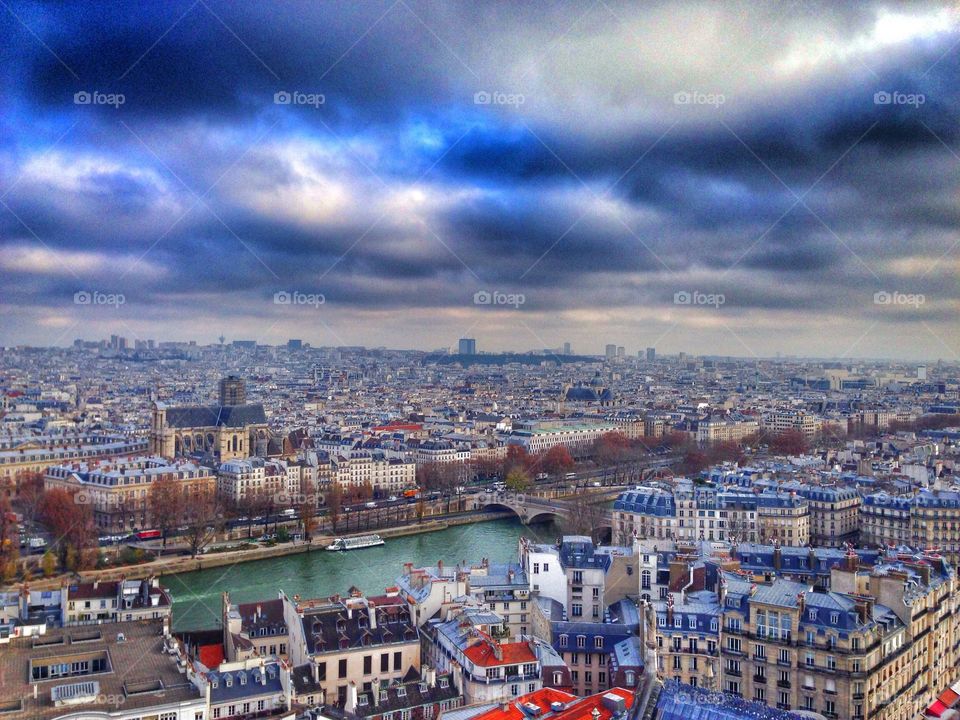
[1,0,959,360]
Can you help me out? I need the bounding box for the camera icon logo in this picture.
[74,290,92,305]
[474,91,491,105]
[873,290,892,305]
[274,291,292,305]
[674,290,692,305]
[673,91,692,105]
[873,91,892,105]
[473,290,492,305]
[274,91,292,105]
[74,91,92,105]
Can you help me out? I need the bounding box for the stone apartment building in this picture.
[708,547,960,720]
[284,590,422,708]
[861,489,960,567]
[45,456,216,532]
[790,484,861,546]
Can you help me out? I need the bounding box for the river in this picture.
[164,518,562,631]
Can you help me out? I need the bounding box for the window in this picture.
[363,656,372,674]
[560,634,569,647]
[572,604,582,617]
[641,570,651,590]
[394,651,402,670]
[318,662,327,680]
[381,654,389,672]
[594,637,603,649]
[339,659,348,678]
[577,635,586,648]
[533,563,539,573]
[573,571,583,584]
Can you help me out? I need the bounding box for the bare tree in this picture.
[148,476,184,547]
[181,488,223,558]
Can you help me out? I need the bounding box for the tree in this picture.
[39,488,94,568]
[769,430,808,456]
[679,450,709,475]
[0,495,19,575]
[504,445,532,475]
[540,446,575,477]
[14,471,44,521]
[326,483,343,534]
[148,476,184,547]
[563,487,607,542]
[41,550,57,577]
[298,479,318,542]
[505,468,531,492]
[180,488,223,558]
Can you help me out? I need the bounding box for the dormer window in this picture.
[419,683,428,693]
[358,695,369,706]
[397,687,407,697]
[808,609,817,621]
[439,678,449,689]
[239,674,247,685]
[380,691,389,702]
[225,676,233,687]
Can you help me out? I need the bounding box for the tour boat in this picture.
[325,534,385,551]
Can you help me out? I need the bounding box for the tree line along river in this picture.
[164,518,562,631]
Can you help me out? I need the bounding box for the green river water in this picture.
[165,518,562,631]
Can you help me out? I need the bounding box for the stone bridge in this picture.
[470,489,617,529]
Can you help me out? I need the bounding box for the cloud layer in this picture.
[1,0,959,359]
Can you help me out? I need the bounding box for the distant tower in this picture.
[458,338,477,355]
[646,347,656,361]
[219,376,246,406]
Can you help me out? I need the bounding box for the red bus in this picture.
[134,529,162,541]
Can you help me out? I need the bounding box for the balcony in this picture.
[777,680,791,689]
[852,693,864,700]
[776,704,792,711]
[753,675,767,684]
[726,668,742,678]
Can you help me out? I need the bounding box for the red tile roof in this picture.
[463,640,537,666]
[199,643,224,670]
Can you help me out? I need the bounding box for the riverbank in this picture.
[4,511,514,592]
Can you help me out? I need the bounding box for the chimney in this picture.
[256,604,262,621]
[345,682,359,714]
[369,601,377,630]
[772,542,781,571]
[438,559,443,575]
[425,666,437,687]
[312,663,319,684]
[372,679,380,706]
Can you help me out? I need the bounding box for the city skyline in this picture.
[2,2,960,359]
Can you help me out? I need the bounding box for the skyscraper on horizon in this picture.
[459,338,477,355]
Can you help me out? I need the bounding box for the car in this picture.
[365,501,377,508]
[388,495,398,502]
